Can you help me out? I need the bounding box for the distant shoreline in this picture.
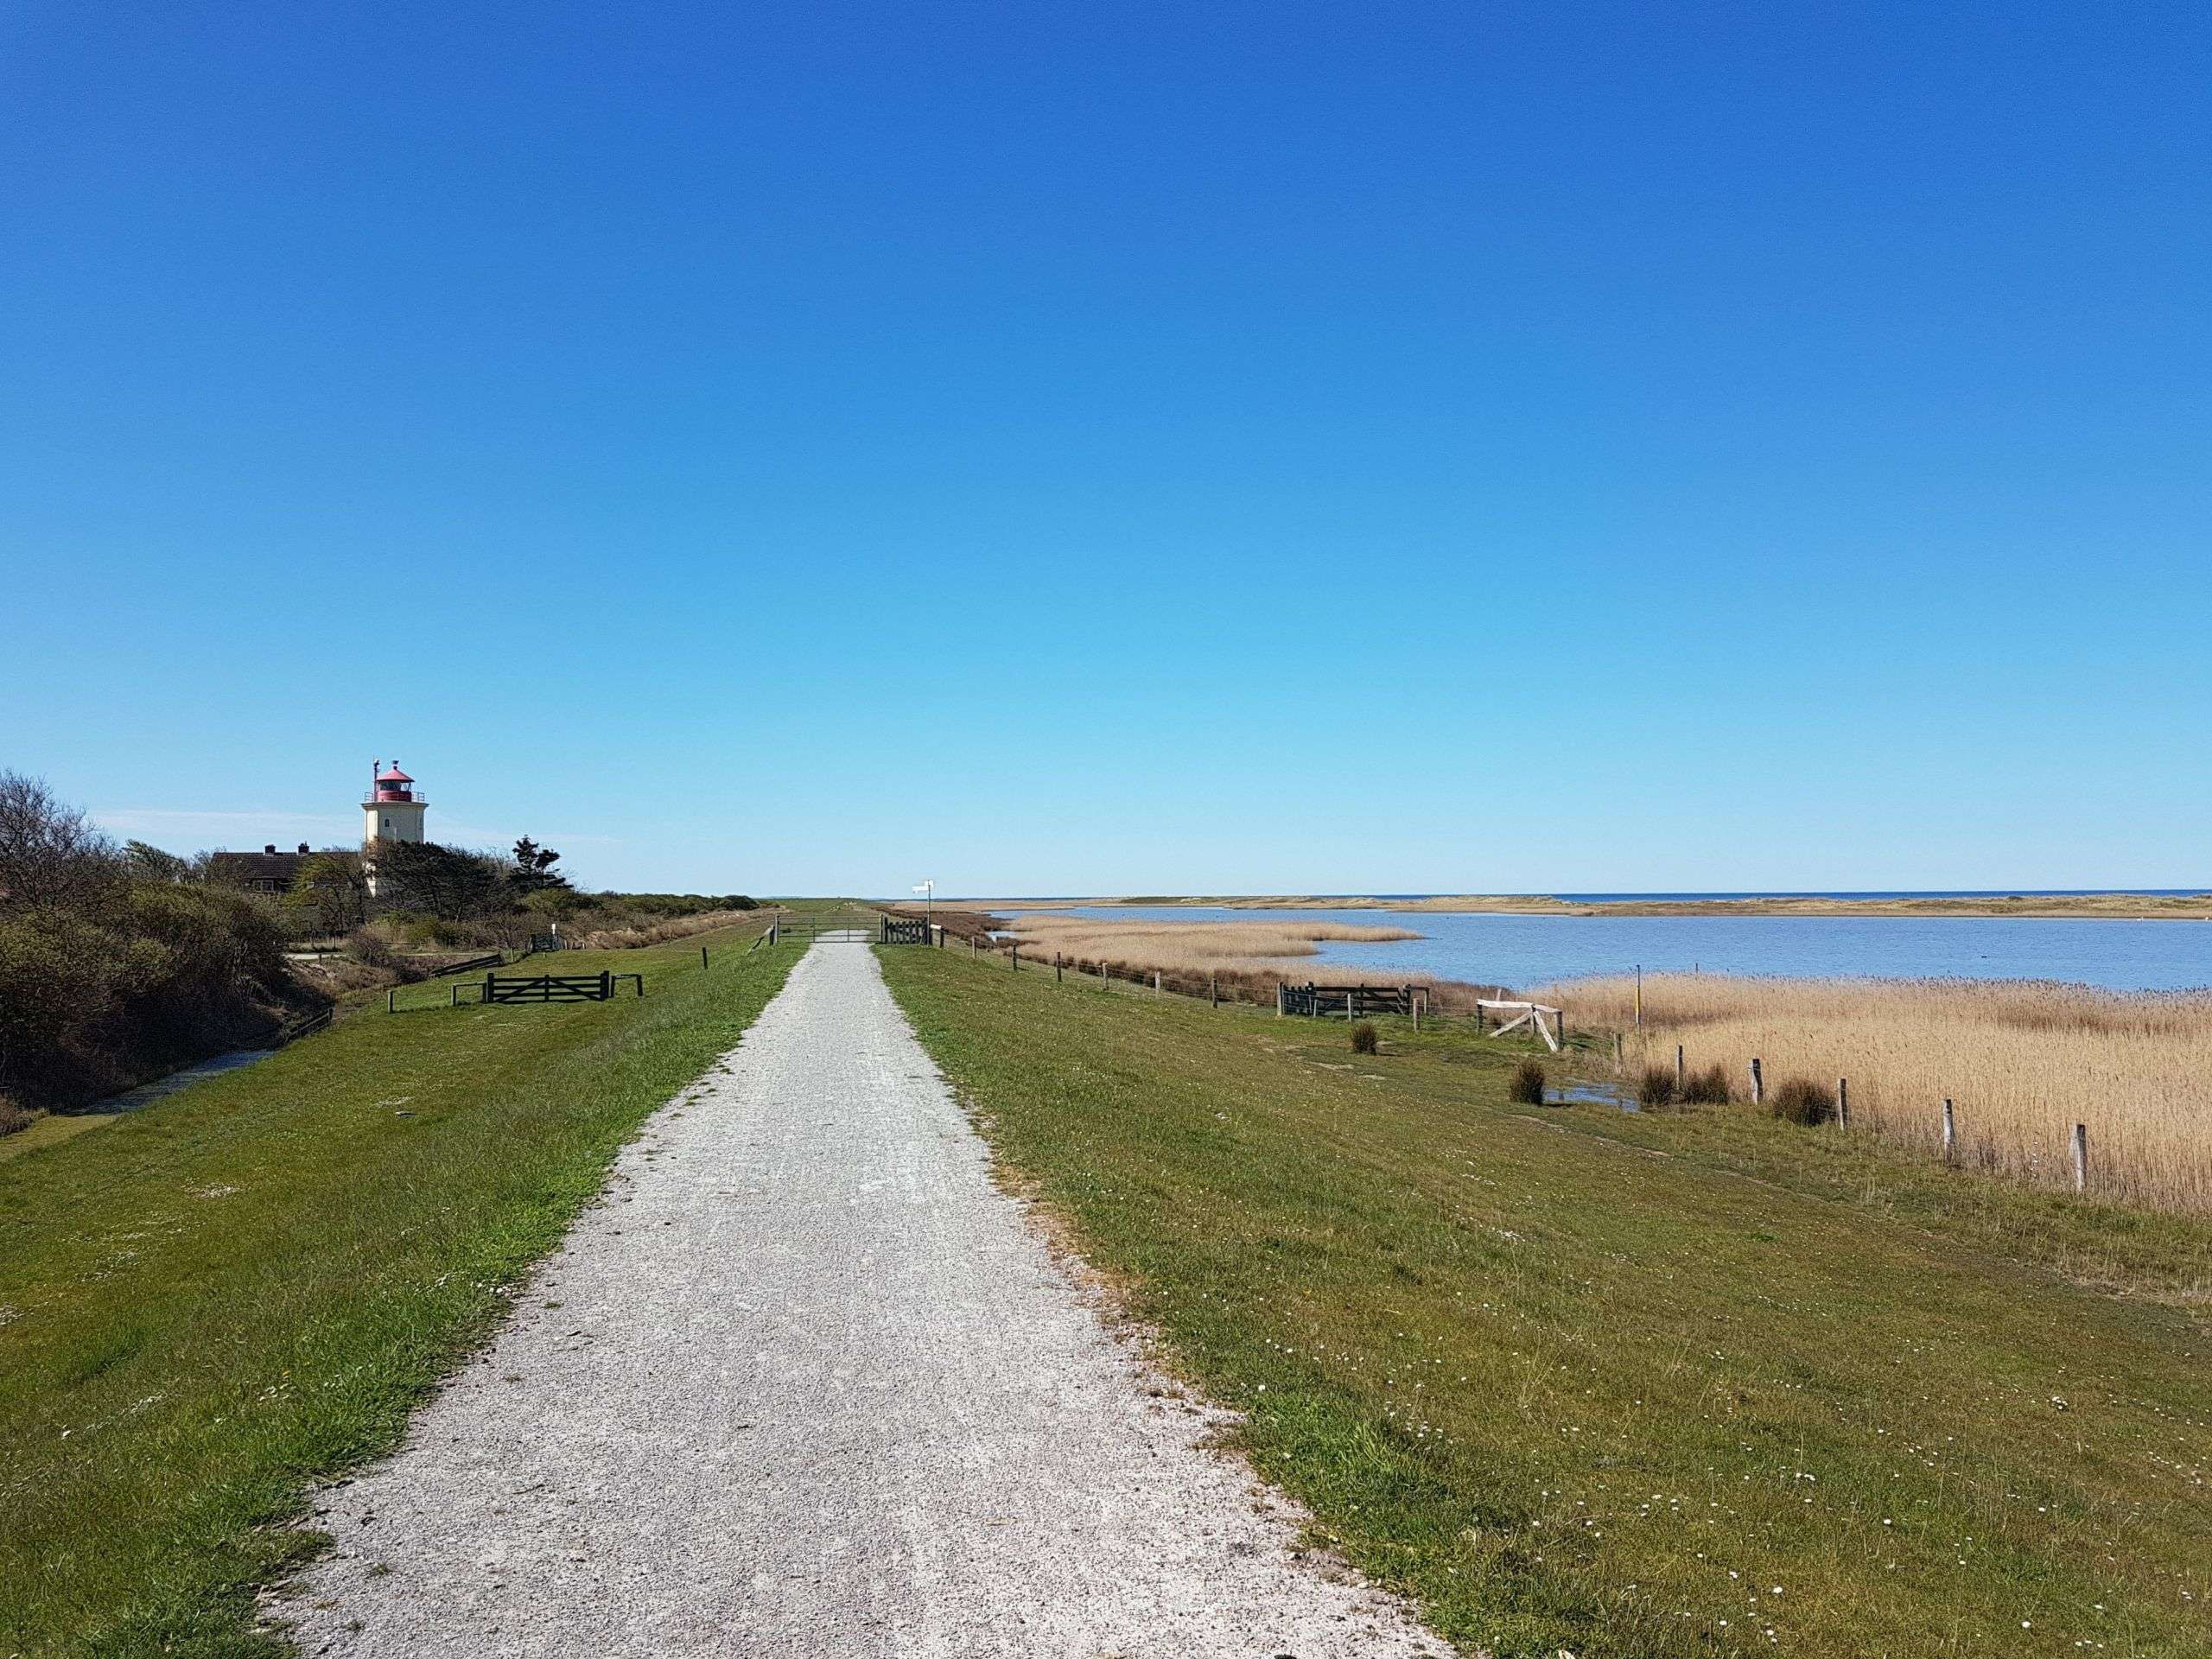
[952,892,2212,921]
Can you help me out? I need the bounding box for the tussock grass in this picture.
[1769,1075,1837,1127]
[1508,1058,1547,1104]
[1351,1020,1379,1055]
[1680,1061,1732,1104]
[0,925,793,1656]
[880,946,2212,1659]
[1545,975,2212,1211]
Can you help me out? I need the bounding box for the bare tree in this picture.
[0,769,120,912]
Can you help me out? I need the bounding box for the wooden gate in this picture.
[480,971,637,1003]
[765,910,880,944]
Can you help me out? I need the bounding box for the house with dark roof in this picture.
[207,842,314,895]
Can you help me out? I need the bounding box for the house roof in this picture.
[208,849,306,883]
[377,764,414,783]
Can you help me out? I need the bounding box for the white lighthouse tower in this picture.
[362,761,428,899]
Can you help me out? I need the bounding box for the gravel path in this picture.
[289,943,1441,1657]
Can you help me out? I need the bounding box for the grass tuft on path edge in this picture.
[0,930,796,1658]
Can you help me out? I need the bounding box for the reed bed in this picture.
[1540,973,2212,1213]
[971,913,1515,1013]
[563,908,760,951]
[1004,912,1419,969]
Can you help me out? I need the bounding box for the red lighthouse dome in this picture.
[371,763,418,804]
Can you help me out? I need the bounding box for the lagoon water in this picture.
[1052,906,2212,993]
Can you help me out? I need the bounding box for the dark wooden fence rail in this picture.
[277,1005,335,1042]
[426,951,505,979]
[879,918,932,945]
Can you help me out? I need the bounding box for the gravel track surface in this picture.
[290,943,1440,1657]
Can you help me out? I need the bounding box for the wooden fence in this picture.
[277,1005,334,1042]
[880,918,933,945]
[1278,983,1416,1019]
[425,951,505,979]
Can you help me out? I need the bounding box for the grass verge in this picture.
[0,927,794,1658]
[880,944,2212,1659]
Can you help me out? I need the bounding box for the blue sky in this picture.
[5,3,2206,895]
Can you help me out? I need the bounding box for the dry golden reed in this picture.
[1541,973,2212,1213]
[1002,912,1420,978]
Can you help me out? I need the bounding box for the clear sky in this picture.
[5,3,2206,896]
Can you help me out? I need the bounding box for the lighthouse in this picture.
[361,762,428,901]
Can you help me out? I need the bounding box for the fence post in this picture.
[1837,1077,1850,1128]
[1153,970,1161,996]
[1055,952,1063,984]
[1011,944,1019,971]
[451,982,460,1008]
[970,937,976,960]
[388,988,397,1014]
[601,969,613,1000]
[702,944,709,969]
[1413,988,1421,1033]
[1750,1057,1764,1106]
[1276,983,1285,1018]
[2071,1122,2088,1192]
[1942,1098,1956,1160]
[1210,972,1217,1007]
[1675,1044,1684,1094]
[484,973,493,1005]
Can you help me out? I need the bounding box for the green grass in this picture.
[0,926,794,1658]
[880,945,2212,1659]
[0,1110,118,1164]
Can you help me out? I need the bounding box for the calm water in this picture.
[1050,906,2212,993]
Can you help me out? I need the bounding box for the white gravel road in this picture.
[289,943,1441,1657]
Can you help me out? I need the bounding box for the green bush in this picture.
[1637,1065,1677,1108]
[1510,1059,1547,1104]
[0,771,321,1111]
[1770,1077,1837,1126]
[1350,1021,1378,1055]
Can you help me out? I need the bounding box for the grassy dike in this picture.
[879,945,2212,1659]
[0,928,795,1659]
